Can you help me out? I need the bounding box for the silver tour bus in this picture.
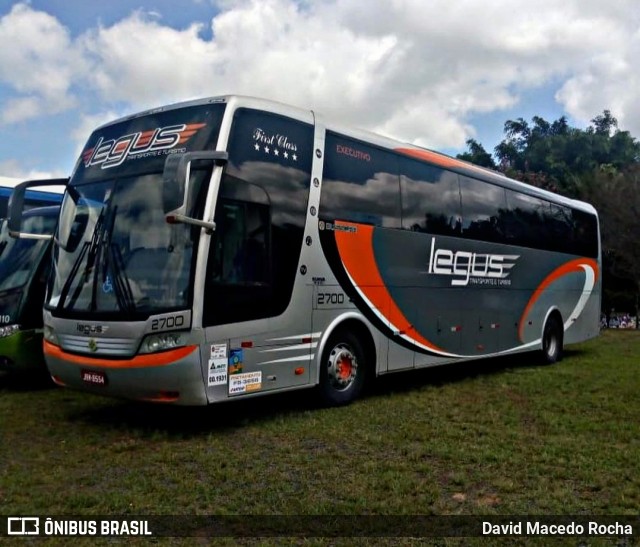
[9,96,601,405]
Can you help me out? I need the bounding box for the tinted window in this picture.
[459,176,507,243]
[503,189,549,248]
[546,203,573,252]
[210,197,270,287]
[572,209,599,258]
[400,158,461,235]
[320,132,401,228]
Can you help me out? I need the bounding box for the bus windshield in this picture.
[0,212,56,292]
[47,170,210,318]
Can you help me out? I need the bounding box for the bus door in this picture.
[202,183,312,401]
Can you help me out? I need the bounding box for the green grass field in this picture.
[1,329,639,543]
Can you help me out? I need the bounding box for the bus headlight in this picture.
[0,324,20,338]
[43,325,59,345]
[140,332,186,354]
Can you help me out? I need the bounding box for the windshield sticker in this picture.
[252,128,299,162]
[82,123,207,170]
[102,275,114,294]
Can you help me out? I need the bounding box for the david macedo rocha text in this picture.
[483,521,633,536]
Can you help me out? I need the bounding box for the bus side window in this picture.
[210,199,270,286]
[320,132,401,228]
[459,176,508,244]
[400,158,462,235]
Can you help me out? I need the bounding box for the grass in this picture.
[1,329,639,544]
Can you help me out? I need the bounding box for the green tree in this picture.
[460,110,640,319]
[493,111,640,197]
[582,165,640,322]
[456,139,497,169]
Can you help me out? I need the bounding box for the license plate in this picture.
[81,369,108,386]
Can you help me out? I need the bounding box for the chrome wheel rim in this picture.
[327,343,358,391]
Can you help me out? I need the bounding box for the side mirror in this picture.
[8,178,68,239]
[162,151,228,233]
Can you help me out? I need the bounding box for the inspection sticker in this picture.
[228,371,262,395]
[207,358,228,387]
[211,343,227,360]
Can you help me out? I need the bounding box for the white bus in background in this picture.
[9,95,601,405]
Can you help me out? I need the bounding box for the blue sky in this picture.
[1,0,638,179]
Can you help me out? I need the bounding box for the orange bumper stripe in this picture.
[43,341,197,369]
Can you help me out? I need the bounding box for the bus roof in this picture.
[88,95,598,216]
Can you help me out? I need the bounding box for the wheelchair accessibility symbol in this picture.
[102,275,114,294]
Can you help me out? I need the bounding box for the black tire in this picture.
[317,330,367,406]
[541,315,563,364]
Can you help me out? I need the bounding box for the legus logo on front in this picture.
[82,122,207,170]
[7,517,40,535]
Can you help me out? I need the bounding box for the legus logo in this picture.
[426,237,519,287]
[76,323,109,336]
[82,123,206,169]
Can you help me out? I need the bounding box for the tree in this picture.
[457,110,640,319]
[582,165,640,321]
[456,139,497,169]
[493,111,640,198]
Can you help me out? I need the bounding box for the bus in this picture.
[0,176,63,221]
[0,205,61,374]
[8,95,601,405]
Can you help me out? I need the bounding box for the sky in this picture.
[1,0,639,180]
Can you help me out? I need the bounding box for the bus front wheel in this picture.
[542,315,564,364]
[318,331,366,406]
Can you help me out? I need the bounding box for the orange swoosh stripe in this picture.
[395,147,494,176]
[44,341,198,369]
[518,258,599,341]
[334,221,445,353]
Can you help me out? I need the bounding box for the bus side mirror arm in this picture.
[166,213,216,235]
[162,151,228,232]
[8,178,69,239]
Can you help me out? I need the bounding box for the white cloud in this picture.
[0,3,85,122]
[79,10,217,108]
[70,110,124,159]
[0,158,63,180]
[1,0,640,165]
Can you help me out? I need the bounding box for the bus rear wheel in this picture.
[318,331,366,406]
[542,315,563,364]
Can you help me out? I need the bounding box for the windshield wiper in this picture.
[57,208,105,310]
[106,243,136,314]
